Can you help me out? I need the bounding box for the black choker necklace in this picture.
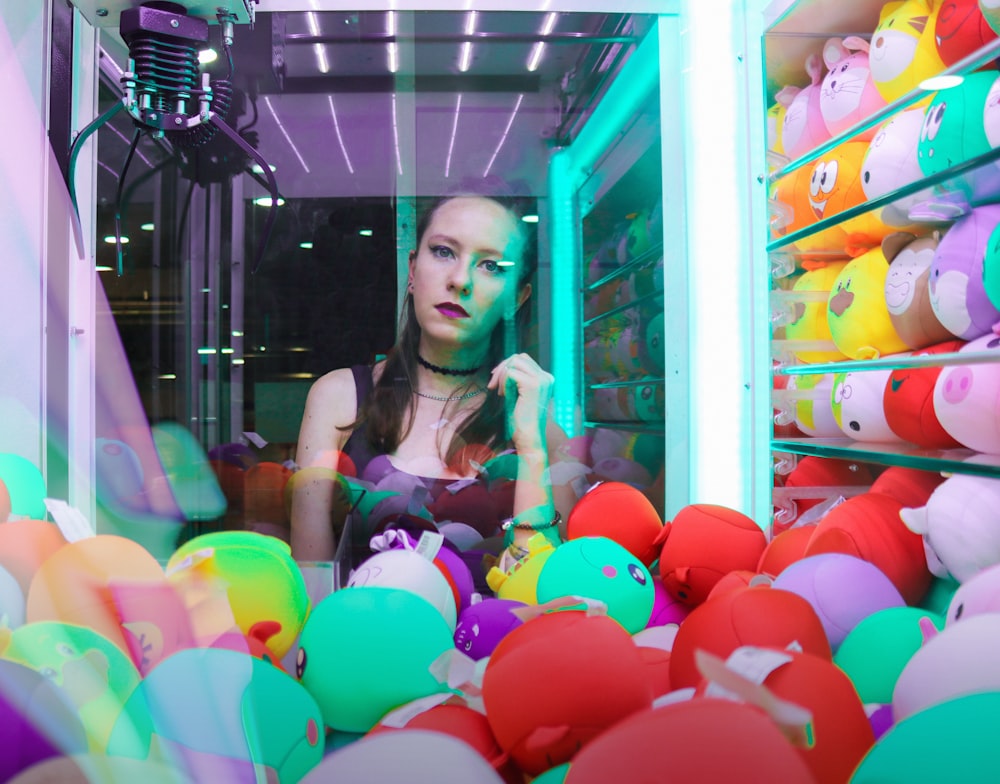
[417,354,482,376]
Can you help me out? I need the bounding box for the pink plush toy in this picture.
[929,205,1000,340]
[861,109,932,228]
[819,37,888,139]
[832,364,910,443]
[778,53,832,160]
[869,0,947,103]
[900,465,1000,582]
[945,561,1000,624]
[932,333,1000,453]
[882,232,957,350]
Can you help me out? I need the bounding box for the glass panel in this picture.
[88,8,663,563]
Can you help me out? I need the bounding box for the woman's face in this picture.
[409,196,529,351]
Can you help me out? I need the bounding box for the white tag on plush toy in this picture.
[380,693,453,728]
[416,531,444,561]
[242,431,267,448]
[44,498,95,542]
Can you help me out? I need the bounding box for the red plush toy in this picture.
[804,491,932,604]
[775,456,875,535]
[563,699,815,784]
[482,611,654,776]
[935,0,998,66]
[657,504,767,607]
[566,481,664,567]
[883,339,966,449]
[868,465,946,508]
[668,585,831,690]
[757,524,817,578]
[693,647,875,784]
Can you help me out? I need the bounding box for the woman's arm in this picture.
[289,368,357,561]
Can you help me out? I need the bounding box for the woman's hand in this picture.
[487,352,554,454]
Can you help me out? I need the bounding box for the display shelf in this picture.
[588,376,666,389]
[585,243,663,291]
[773,438,1000,479]
[773,349,1000,376]
[582,420,664,435]
[582,290,663,328]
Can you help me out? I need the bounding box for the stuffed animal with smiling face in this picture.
[936,0,998,65]
[932,332,1000,453]
[820,37,888,139]
[861,108,933,228]
[869,0,947,103]
[779,53,833,160]
[882,231,958,349]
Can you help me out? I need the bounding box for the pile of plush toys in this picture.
[5,432,1000,782]
[769,0,1000,453]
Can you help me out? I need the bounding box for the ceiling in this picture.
[95,8,653,201]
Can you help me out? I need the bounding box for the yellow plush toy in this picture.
[785,262,851,363]
[827,246,910,359]
[869,0,947,103]
[486,533,556,605]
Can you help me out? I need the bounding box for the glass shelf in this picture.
[772,349,1000,376]
[584,420,664,434]
[582,290,663,328]
[766,37,1000,182]
[585,243,663,291]
[772,438,1000,478]
[587,376,665,390]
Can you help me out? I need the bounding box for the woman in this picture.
[289,191,572,566]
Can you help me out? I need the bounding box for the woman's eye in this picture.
[431,245,453,259]
[481,259,502,273]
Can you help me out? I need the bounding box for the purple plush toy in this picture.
[453,598,526,660]
[929,205,1000,340]
[773,552,906,651]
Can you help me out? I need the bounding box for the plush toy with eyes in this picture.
[785,262,851,363]
[767,101,788,154]
[933,332,1000,452]
[937,0,998,64]
[861,108,933,227]
[820,37,888,139]
[929,204,1000,339]
[790,373,844,437]
[881,231,957,349]
[917,70,1000,207]
[832,365,911,442]
[869,0,947,104]
[778,53,832,160]
[827,246,910,359]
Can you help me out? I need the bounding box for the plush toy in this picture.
[0,453,47,520]
[986,217,1000,311]
[694,647,875,784]
[646,575,691,627]
[869,0,947,103]
[929,206,1000,339]
[562,699,815,784]
[0,519,67,595]
[536,536,655,634]
[937,0,998,64]
[832,365,910,442]
[758,525,817,577]
[639,310,665,375]
[167,530,310,658]
[882,232,957,349]
[945,561,1000,625]
[804,491,931,604]
[784,263,851,363]
[828,246,910,359]
[347,547,458,630]
[656,504,767,607]
[861,108,932,228]
[296,586,453,733]
[768,101,788,155]
[775,456,875,532]
[851,690,1000,783]
[868,465,947,507]
[834,605,945,705]
[820,37,888,139]
[788,373,843,437]
[892,612,1000,720]
[453,598,526,660]
[772,553,906,650]
[482,611,654,776]
[486,533,555,604]
[900,467,1000,581]
[932,333,1000,452]
[917,70,1000,207]
[778,53,832,160]
[984,0,1000,34]
[107,646,324,783]
[883,339,966,447]
[668,585,831,690]
[566,481,663,567]
[770,162,819,243]
[369,702,518,783]
[0,620,141,753]
[0,659,89,781]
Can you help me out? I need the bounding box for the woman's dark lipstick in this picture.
[435,303,470,318]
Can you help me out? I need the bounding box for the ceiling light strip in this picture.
[527,12,559,72]
[305,12,329,74]
[445,93,463,178]
[483,93,523,178]
[263,95,311,173]
[387,11,398,73]
[459,11,476,72]
[391,93,403,176]
[327,95,355,174]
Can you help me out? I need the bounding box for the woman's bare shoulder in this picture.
[304,367,360,429]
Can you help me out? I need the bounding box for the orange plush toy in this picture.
[566,481,664,567]
[804,491,932,604]
[656,505,767,607]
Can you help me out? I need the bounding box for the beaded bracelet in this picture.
[501,509,562,548]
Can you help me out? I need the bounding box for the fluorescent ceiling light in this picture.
[445,93,463,178]
[103,235,129,244]
[327,95,355,174]
[484,94,524,177]
[264,95,311,173]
